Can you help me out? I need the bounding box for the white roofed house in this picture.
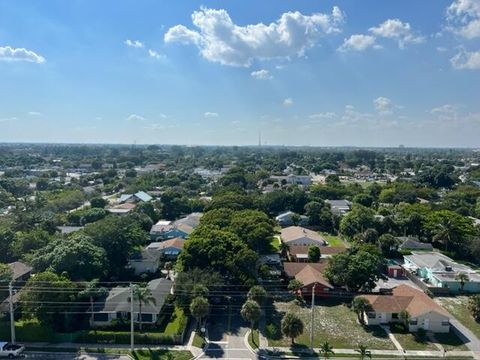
[325,199,352,216]
[280,226,327,247]
[149,213,203,241]
[275,211,308,227]
[91,278,173,327]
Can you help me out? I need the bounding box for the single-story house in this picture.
[280,226,327,247]
[283,261,333,297]
[275,211,308,227]
[118,191,153,204]
[128,238,186,275]
[270,175,312,186]
[288,245,345,262]
[397,237,433,251]
[9,261,33,282]
[107,202,136,215]
[360,284,450,333]
[404,252,480,293]
[325,200,352,216]
[91,278,173,326]
[150,213,202,241]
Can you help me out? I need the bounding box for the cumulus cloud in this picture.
[28,111,42,116]
[338,34,378,52]
[373,97,396,115]
[283,98,294,107]
[309,112,337,121]
[125,39,144,48]
[126,114,146,121]
[204,112,219,118]
[369,19,425,48]
[450,47,480,69]
[148,49,165,59]
[164,6,345,67]
[251,69,273,80]
[446,0,480,39]
[0,46,45,63]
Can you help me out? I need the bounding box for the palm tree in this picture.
[456,272,469,292]
[319,341,334,359]
[247,285,267,305]
[356,344,372,360]
[281,312,304,345]
[241,300,261,346]
[279,242,290,258]
[190,296,209,329]
[131,285,156,331]
[78,279,108,326]
[351,297,371,325]
[399,310,410,331]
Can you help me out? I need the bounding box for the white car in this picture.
[0,343,25,358]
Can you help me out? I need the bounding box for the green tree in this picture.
[190,296,209,327]
[0,263,12,283]
[399,310,410,330]
[319,341,334,359]
[247,285,267,305]
[281,312,304,345]
[241,300,261,345]
[425,210,474,251]
[351,297,372,325]
[90,197,108,209]
[174,269,222,310]
[78,279,108,326]
[377,234,398,257]
[308,246,321,262]
[339,205,376,239]
[288,279,304,293]
[30,234,108,281]
[356,344,372,360]
[131,285,156,331]
[456,273,469,292]
[468,295,480,321]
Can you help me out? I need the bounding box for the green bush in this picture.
[0,321,55,342]
[74,330,178,345]
[265,323,281,340]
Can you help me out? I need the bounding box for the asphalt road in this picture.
[23,352,130,360]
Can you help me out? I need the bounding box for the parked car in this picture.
[0,343,25,358]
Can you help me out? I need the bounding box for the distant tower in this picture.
[258,131,262,147]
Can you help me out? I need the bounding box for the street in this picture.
[23,352,130,360]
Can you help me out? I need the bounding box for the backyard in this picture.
[321,233,346,247]
[266,299,396,350]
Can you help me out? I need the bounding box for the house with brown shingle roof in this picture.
[283,261,333,297]
[359,284,450,333]
[280,226,327,247]
[288,245,345,262]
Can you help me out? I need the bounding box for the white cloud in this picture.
[369,19,425,48]
[436,46,448,52]
[309,112,337,121]
[373,97,395,115]
[125,39,144,48]
[126,114,146,121]
[430,104,458,117]
[0,46,45,63]
[446,0,480,39]
[450,47,480,69]
[164,6,344,67]
[283,98,294,107]
[251,69,273,80]
[204,112,219,118]
[338,34,378,52]
[27,111,42,116]
[148,49,165,59]
[0,117,17,123]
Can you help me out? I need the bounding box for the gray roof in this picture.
[325,199,352,208]
[93,278,172,314]
[397,237,433,251]
[119,191,152,203]
[9,261,33,281]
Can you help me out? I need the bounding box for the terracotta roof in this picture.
[294,265,333,289]
[360,284,449,317]
[283,261,329,277]
[280,226,326,244]
[147,237,186,251]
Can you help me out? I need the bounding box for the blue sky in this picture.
[1,0,480,147]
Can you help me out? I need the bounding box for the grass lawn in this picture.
[162,306,188,335]
[389,324,437,351]
[248,329,259,350]
[131,350,192,360]
[192,333,206,348]
[437,296,480,338]
[267,300,395,350]
[270,235,281,252]
[321,233,345,248]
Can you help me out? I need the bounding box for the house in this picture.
[361,284,450,333]
[118,191,152,204]
[403,252,480,293]
[283,261,333,297]
[150,213,203,241]
[280,226,327,247]
[288,245,345,262]
[91,278,173,326]
[128,238,186,275]
[275,211,308,227]
[397,237,433,251]
[107,202,136,215]
[9,261,33,282]
[325,199,352,216]
[270,175,312,187]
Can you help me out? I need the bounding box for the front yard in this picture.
[266,299,396,350]
[131,350,192,360]
[437,296,480,338]
[321,233,345,248]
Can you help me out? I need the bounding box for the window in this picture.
[367,312,376,319]
[392,313,399,319]
[409,320,418,326]
[93,313,109,322]
[441,320,449,326]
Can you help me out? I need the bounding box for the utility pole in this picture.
[130,283,134,352]
[310,283,316,353]
[9,282,16,344]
